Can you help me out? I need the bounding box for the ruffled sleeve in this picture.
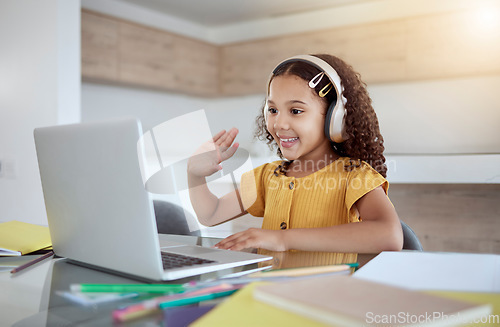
[344,160,389,222]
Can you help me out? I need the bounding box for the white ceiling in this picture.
[117,0,378,26]
[84,0,494,44]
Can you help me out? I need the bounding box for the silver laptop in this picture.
[34,118,272,281]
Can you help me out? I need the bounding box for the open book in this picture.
[253,275,492,326]
[0,220,52,256]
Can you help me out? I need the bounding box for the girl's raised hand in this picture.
[187,128,239,178]
[214,228,287,252]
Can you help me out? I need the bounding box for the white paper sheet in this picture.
[353,251,500,292]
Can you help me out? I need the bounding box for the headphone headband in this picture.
[264,55,347,143]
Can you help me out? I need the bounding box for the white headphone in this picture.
[263,55,347,143]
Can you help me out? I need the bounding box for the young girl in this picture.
[187,54,403,253]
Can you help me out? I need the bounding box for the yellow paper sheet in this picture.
[191,282,327,327]
[0,221,52,256]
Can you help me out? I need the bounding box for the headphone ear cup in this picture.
[324,102,335,142]
[324,98,347,143]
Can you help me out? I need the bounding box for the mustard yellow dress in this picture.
[239,157,388,266]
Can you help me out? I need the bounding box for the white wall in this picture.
[0,0,81,225]
[84,75,500,156]
[371,76,500,155]
[81,83,267,153]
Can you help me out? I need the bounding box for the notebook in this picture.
[33,118,271,281]
[253,275,492,326]
[0,220,51,256]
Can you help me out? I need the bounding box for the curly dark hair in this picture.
[255,54,387,177]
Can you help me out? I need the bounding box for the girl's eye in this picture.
[291,109,303,115]
[268,107,278,114]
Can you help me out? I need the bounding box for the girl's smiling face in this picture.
[266,74,335,164]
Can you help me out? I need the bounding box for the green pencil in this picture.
[158,289,238,308]
[70,283,186,293]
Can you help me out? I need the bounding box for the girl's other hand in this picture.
[214,228,287,252]
[187,128,239,178]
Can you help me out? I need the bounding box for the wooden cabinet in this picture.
[170,36,219,96]
[219,10,500,96]
[118,22,176,90]
[82,8,500,97]
[390,184,500,253]
[81,11,119,81]
[81,10,218,97]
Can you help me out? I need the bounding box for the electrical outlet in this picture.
[0,157,16,179]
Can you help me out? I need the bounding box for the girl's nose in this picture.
[273,113,290,130]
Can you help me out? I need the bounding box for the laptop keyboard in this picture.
[161,252,216,270]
